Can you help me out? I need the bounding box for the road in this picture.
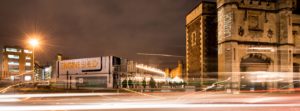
[1,89,300,111]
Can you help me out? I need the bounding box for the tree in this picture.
[142,78,147,89]
[128,79,133,88]
[122,79,127,88]
[149,77,156,88]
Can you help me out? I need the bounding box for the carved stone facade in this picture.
[217,0,300,93]
[186,1,218,86]
[187,0,300,92]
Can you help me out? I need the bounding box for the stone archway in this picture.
[240,53,272,91]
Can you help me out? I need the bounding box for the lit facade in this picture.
[1,46,33,81]
[217,0,300,93]
[54,56,165,89]
[186,1,218,86]
[165,60,183,79]
[187,0,300,93]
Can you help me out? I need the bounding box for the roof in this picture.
[186,0,216,16]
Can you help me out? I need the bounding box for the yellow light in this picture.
[28,38,39,47]
[136,64,165,75]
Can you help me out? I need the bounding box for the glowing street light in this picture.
[28,38,39,47]
[27,38,40,81]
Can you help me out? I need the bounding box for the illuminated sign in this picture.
[247,47,275,53]
[59,57,102,74]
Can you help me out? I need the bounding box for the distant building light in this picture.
[24,49,32,53]
[8,55,19,59]
[25,62,31,66]
[10,76,15,81]
[45,67,52,72]
[8,62,19,66]
[6,48,21,52]
[136,64,165,75]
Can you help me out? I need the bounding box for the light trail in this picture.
[248,97,280,103]
[0,93,120,99]
[0,98,21,102]
[121,88,165,99]
[1,103,300,110]
[137,53,184,58]
[0,82,35,93]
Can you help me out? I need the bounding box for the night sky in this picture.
[0,0,201,68]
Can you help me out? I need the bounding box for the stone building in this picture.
[187,0,300,92]
[165,60,183,79]
[186,1,218,86]
[217,0,300,93]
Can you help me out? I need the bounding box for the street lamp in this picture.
[28,38,39,82]
[29,38,39,47]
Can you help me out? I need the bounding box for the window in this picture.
[26,56,31,60]
[191,32,197,47]
[6,48,21,52]
[8,55,19,59]
[8,62,19,66]
[9,69,19,73]
[25,62,31,66]
[9,65,19,72]
[24,49,32,53]
[24,76,32,81]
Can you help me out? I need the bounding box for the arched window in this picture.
[191,32,197,47]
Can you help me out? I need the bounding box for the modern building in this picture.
[185,1,218,86]
[1,46,34,81]
[54,56,165,89]
[35,62,52,81]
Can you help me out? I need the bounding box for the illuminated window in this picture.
[25,68,32,72]
[24,76,32,81]
[24,49,32,53]
[26,56,31,60]
[9,69,19,72]
[9,64,19,73]
[8,55,19,59]
[6,48,21,52]
[8,62,19,66]
[25,62,31,66]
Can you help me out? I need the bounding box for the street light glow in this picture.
[28,38,39,47]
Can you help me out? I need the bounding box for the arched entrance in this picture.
[240,53,272,91]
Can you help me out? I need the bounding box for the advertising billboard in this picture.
[59,57,102,74]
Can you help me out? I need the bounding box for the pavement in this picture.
[1,88,300,111]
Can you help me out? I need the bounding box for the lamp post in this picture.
[28,38,39,82]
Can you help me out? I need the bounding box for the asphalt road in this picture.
[1,89,300,111]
